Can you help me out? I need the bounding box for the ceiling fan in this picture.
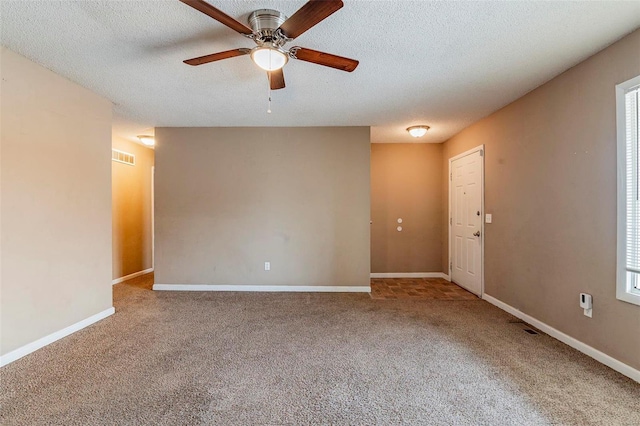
[179,0,359,90]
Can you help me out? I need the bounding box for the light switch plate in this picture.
[485,214,492,224]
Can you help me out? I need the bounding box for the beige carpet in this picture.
[1,273,638,425]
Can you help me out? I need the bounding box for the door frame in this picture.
[151,166,155,270]
[448,144,485,297]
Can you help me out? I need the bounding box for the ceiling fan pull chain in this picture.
[267,74,272,114]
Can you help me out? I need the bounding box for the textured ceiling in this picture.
[1,1,639,144]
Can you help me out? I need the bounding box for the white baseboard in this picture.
[153,284,371,293]
[370,272,450,281]
[112,267,154,285]
[482,294,640,384]
[0,307,115,367]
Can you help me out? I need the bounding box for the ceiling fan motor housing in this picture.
[248,9,289,46]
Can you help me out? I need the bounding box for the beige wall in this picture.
[441,30,640,370]
[154,127,370,287]
[371,144,443,273]
[112,137,154,280]
[0,48,113,356]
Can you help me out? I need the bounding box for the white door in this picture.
[450,150,483,296]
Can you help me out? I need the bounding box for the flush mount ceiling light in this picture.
[137,135,155,146]
[250,45,289,71]
[406,125,430,138]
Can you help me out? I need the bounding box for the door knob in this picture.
[473,231,481,237]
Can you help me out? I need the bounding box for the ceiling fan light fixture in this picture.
[250,46,288,71]
[407,125,430,138]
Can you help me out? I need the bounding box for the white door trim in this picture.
[151,166,155,270]
[448,144,485,296]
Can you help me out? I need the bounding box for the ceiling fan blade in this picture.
[278,0,343,39]
[179,0,253,35]
[268,69,286,90]
[184,48,250,66]
[291,47,358,72]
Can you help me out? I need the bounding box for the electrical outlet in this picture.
[580,293,592,318]
[264,262,270,271]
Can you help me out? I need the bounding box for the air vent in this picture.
[112,149,135,166]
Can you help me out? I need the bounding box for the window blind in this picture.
[624,86,640,284]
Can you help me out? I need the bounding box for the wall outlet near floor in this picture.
[264,262,270,271]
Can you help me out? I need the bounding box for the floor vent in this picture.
[523,329,539,335]
[112,149,135,166]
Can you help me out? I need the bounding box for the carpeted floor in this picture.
[1,274,638,425]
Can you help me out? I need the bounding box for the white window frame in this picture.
[616,75,640,306]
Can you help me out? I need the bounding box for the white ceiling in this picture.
[1,1,639,144]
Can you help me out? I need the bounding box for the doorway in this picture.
[448,146,484,296]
